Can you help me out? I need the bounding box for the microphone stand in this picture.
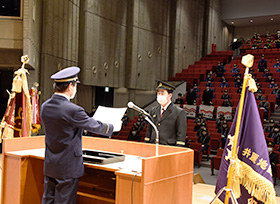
[144,115,159,156]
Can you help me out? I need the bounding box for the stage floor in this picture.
[193,183,280,204]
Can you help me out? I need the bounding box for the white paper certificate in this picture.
[93,106,127,132]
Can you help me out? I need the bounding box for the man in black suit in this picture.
[41,67,114,204]
[202,85,214,105]
[145,81,186,146]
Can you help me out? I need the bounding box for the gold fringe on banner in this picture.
[231,159,276,204]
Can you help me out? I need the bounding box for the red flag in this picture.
[0,55,32,140]
[30,87,41,135]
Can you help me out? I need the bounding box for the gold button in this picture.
[158,123,160,126]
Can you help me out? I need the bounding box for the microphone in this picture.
[127,102,150,117]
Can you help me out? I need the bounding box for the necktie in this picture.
[161,108,165,117]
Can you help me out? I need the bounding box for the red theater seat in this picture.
[211,149,224,175]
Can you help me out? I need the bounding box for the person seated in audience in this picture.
[255,90,264,101]
[252,32,258,40]
[263,42,272,49]
[174,93,184,107]
[215,61,225,77]
[258,54,267,72]
[219,75,226,83]
[267,141,279,185]
[266,75,273,83]
[204,73,213,82]
[258,96,269,119]
[274,86,280,105]
[234,78,242,88]
[205,80,214,87]
[264,33,272,49]
[271,85,279,95]
[263,69,271,78]
[237,85,242,94]
[193,84,199,93]
[221,90,230,100]
[127,127,141,141]
[218,120,230,148]
[248,67,254,75]
[264,119,275,133]
[194,113,206,124]
[121,112,129,127]
[197,127,210,151]
[216,113,225,129]
[256,36,263,44]
[231,69,240,78]
[273,59,280,69]
[268,125,280,145]
[194,119,202,131]
[134,120,144,132]
[268,79,277,88]
[268,124,280,139]
[275,31,280,48]
[196,122,207,136]
[138,115,147,129]
[193,100,200,114]
[230,64,239,73]
[221,99,232,107]
[220,79,229,88]
[256,83,262,94]
[186,87,197,105]
[265,32,273,40]
[251,39,259,49]
[202,85,214,105]
[234,74,241,82]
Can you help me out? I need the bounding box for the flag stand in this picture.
[210,187,238,204]
[210,54,254,204]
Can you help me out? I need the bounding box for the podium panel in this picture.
[1,136,193,204]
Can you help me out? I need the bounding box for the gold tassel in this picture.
[231,159,276,204]
[12,75,22,93]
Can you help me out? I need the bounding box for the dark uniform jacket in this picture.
[202,89,213,105]
[41,94,114,179]
[269,152,279,177]
[145,103,186,146]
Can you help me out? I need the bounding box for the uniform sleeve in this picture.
[71,107,114,137]
[145,109,154,143]
[145,123,152,143]
[176,109,187,146]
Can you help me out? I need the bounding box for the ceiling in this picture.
[223,14,280,27]
[221,0,280,27]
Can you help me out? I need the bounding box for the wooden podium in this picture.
[1,136,194,204]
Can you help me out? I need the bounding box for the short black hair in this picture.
[53,81,76,92]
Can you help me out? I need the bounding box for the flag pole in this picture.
[224,55,254,204]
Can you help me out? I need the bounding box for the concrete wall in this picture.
[0,19,23,49]
[40,0,80,102]
[23,0,43,88]
[126,0,170,90]
[171,0,206,76]
[207,0,233,52]
[79,0,127,89]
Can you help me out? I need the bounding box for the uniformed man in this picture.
[145,81,187,146]
[258,54,267,72]
[41,67,114,204]
[267,141,279,185]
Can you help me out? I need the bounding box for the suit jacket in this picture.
[145,103,186,146]
[41,94,114,179]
